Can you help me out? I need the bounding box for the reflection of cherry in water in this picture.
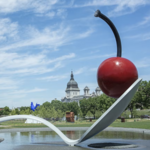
[95,10,138,98]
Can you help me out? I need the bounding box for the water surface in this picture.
[0,130,150,150]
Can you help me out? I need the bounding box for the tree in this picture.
[51,100,62,111]
[20,110,25,115]
[61,103,68,113]
[11,109,16,115]
[127,92,139,118]
[15,108,20,115]
[80,98,90,117]
[19,107,32,115]
[32,106,40,116]
[3,106,10,115]
[132,106,137,118]
[88,97,100,119]
[20,106,30,111]
[78,108,83,120]
[95,110,102,119]
[97,94,116,112]
[86,111,93,118]
[67,101,79,115]
[136,81,150,108]
[127,80,150,118]
[0,110,3,116]
[51,107,57,119]
[42,101,52,110]
[80,94,115,118]
[24,108,32,115]
[57,109,64,119]
[38,106,47,118]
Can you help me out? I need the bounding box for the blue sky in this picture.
[0,0,150,108]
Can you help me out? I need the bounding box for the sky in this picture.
[0,0,150,108]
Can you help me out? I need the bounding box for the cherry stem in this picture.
[94,10,122,57]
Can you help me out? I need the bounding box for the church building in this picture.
[61,71,101,103]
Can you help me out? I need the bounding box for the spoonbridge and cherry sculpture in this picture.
[0,79,142,146]
[0,10,141,146]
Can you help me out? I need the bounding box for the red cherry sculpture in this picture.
[95,10,138,98]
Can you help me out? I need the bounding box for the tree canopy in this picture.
[127,80,150,117]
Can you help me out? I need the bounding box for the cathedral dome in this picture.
[84,86,89,90]
[95,86,101,91]
[67,71,79,88]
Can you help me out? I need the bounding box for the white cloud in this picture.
[38,75,68,81]
[74,29,94,39]
[0,0,58,14]
[0,52,75,75]
[0,77,18,90]
[124,15,150,32]
[45,11,55,18]
[39,9,67,19]
[12,88,47,94]
[74,0,150,17]
[0,23,93,52]
[0,18,19,41]
[138,16,150,26]
[0,25,71,51]
[0,87,47,108]
[0,0,72,21]
[0,52,75,69]
[56,9,67,19]
[75,53,115,61]
[48,53,75,64]
[4,62,63,75]
[74,67,86,75]
[37,67,85,81]
[0,0,69,19]
[90,67,97,72]
[124,32,150,41]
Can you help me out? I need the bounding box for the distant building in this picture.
[61,71,101,103]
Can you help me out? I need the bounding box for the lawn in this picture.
[110,119,150,129]
[0,118,150,129]
[0,119,94,129]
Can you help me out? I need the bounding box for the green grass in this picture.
[2,124,93,128]
[0,119,94,128]
[0,118,150,129]
[121,109,150,118]
[110,120,150,129]
[55,124,92,127]
[0,127,9,129]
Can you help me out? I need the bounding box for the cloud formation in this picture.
[74,0,150,17]
[0,0,58,14]
[0,52,75,75]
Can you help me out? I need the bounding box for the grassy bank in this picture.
[0,118,150,129]
[110,119,150,129]
[0,119,94,129]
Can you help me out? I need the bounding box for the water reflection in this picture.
[66,131,75,139]
[20,132,30,136]
[0,130,150,150]
[96,131,150,140]
[10,132,17,138]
